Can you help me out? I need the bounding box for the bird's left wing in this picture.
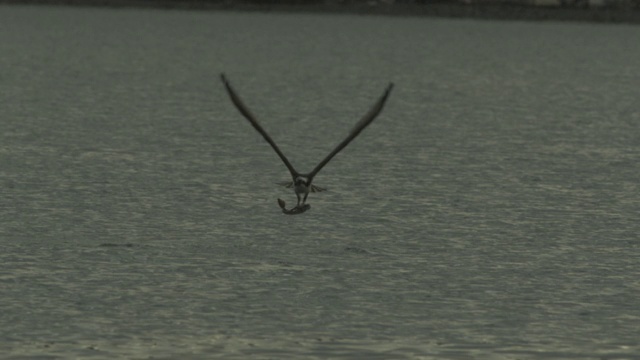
[221,73,299,179]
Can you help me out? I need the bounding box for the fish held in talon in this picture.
[277,198,311,215]
[221,73,393,214]
[278,198,286,209]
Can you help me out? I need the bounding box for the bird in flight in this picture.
[221,73,393,212]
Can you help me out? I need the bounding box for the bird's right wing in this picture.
[221,73,298,178]
[307,82,394,180]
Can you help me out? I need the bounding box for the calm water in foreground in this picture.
[1,5,639,359]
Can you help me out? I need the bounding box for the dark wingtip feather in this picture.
[220,73,231,88]
[384,82,394,98]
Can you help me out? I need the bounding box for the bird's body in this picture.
[221,73,393,212]
[293,176,310,205]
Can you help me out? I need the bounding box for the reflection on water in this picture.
[1,5,639,359]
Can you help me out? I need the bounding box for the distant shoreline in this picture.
[2,0,640,24]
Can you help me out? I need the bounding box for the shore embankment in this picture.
[1,0,639,24]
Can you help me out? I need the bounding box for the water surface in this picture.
[1,5,639,359]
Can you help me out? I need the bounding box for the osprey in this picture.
[221,73,393,212]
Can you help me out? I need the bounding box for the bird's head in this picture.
[295,177,308,186]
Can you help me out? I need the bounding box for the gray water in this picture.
[1,5,639,359]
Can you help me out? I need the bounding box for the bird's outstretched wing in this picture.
[276,181,326,192]
[307,82,394,180]
[221,73,299,179]
[310,184,326,193]
[276,181,294,188]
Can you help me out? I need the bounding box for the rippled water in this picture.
[1,5,639,359]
